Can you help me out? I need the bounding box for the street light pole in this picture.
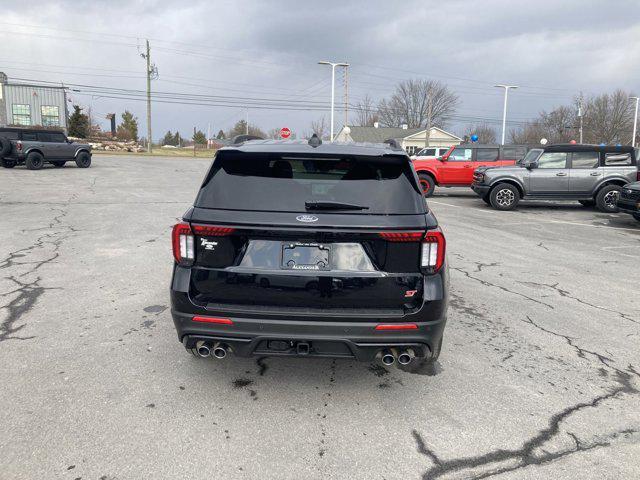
[319,61,349,142]
[494,84,518,145]
[630,96,639,147]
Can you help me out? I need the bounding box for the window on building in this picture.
[12,104,31,125]
[41,106,60,127]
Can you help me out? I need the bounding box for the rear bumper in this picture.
[170,265,448,361]
[616,200,639,216]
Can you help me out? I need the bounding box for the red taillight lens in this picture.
[192,225,236,236]
[172,222,194,264]
[421,227,446,272]
[378,231,424,242]
[637,170,640,182]
[16,141,22,152]
[192,316,233,325]
[375,323,418,331]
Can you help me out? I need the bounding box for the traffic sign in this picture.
[280,127,291,139]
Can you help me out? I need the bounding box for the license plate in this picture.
[281,243,331,271]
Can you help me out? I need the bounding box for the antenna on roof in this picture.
[308,134,322,148]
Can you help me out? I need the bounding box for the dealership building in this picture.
[0,72,68,131]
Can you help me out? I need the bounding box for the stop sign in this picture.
[280,127,291,139]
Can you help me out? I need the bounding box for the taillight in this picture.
[193,316,233,325]
[375,323,418,331]
[637,170,640,181]
[192,225,236,236]
[421,227,446,273]
[16,141,22,152]
[378,231,424,242]
[172,222,194,265]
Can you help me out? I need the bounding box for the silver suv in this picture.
[471,144,639,212]
[0,128,92,170]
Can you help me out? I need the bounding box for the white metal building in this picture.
[0,72,68,130]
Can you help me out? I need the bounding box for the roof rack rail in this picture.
[383,138,402,150]
[308,133,322,148]
[232,134,264,145]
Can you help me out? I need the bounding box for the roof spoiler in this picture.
[383,138,402,150]
[232,134,263,145]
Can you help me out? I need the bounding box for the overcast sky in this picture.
[1,0,639,140]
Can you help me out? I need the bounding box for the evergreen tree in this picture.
[116,111,139,141]
[162,130,174,146]
[216,129,226,140]
[67,105,90,138]
[193,130,207,145]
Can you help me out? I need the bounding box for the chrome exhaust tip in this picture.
[397,348,415,365]
[381,349,395,366]
[196,341,211,358]
[212,343,228,359]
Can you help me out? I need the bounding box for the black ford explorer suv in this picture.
[170,136,448,372]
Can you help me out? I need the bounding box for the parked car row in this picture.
[0,127,92,170]
[412,143,534,196]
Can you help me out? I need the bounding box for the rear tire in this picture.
[52,161,65,168]
[75,151,91,168]
[418,173,435,197]
[595,185,621,213]
[1,158,16,168]
[397,336,442,374]
[579,199,595,207]
[489,183,520,210]
[25,151,44,170]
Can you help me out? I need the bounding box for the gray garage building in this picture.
[0,72,68,131]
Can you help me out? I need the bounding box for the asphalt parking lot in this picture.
[1,155,639,480]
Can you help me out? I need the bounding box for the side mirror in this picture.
[524,161,537,169]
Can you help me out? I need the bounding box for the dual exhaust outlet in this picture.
[381,348,415,366]
[196,341,229,359]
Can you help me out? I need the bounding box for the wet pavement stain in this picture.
[232,378,253,389]
[143,305,167,314]
[368,364,389,377]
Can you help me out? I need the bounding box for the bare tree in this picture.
[310,116,328,139]
[352,94,379,126]
[582,89,634,144]
[267,128,281,139]
[464,124,497,143]
[377,79,458,129]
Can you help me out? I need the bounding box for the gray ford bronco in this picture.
[471,144,639,212]
[0,127,92,170]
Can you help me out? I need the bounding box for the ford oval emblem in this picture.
[296,214,319,223]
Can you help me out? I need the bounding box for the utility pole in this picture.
[141,39,157,153]
[245,108,249,135]
[425,85,433,148]
[318,61,349,142]
[578,105,583,144]
[343,65,349,129]
[494,84,518,145]
[630,96,639,147]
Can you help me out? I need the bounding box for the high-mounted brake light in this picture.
[421,227,446,272]
[172,222,194,264]
[191,225,236,236]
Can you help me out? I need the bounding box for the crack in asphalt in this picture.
[451,267,554,309]
[412,314,640,479]
[0,205,75,343]
[518,281,639,325]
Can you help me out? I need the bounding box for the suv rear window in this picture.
[604,152,632,166]
[196,151,425,214]
[0,131,19,140]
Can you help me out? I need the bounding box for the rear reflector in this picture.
[375,323,418,331]
[192,316,234,325]
[378,231,424,242]
[192,225,236,236]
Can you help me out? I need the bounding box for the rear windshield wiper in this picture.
[305,200,369,210]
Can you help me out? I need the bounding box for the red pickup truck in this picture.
[412,144,531,196]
